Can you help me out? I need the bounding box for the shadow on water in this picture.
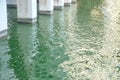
[8,32,26,80]
[5,7,29,80]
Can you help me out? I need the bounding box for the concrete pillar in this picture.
[64,0,72,6]
[7,0,17,7]
[0,0,7,37]
[54,0,64,10]
[39,0,54,14]
[17,0,37,23]
[72,0,77,3]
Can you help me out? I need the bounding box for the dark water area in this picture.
[0,0,120,80]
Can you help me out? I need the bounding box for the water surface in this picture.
[0,0,120,80]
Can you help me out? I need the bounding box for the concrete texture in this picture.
[39,0,54,15]
[7,0,17,7]
[54,0,64,10]
[17,0,37,23]
[64,0,72,6]
[0,0,7,36]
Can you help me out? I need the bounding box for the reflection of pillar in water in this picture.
[7,23,30,80]
[31,14,55,79]
[53,7,66,43]
[17,23,38,79]
[64,3,72,27]
[33,11,68,79]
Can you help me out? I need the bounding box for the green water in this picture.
[0,0,120,80]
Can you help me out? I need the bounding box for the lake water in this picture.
[0,0,120,80]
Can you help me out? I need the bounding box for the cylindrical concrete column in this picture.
[7,0,17,7]
[17,0,37,23]
[39,0,54,14]
[54,0,64,10]
[64,0,72,6]
[0,0,7,37]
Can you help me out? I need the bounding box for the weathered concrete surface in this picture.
[54,0,64,10]
[0,30,7,38]
[0,0,7,38]
[7,0,17,7]
[72,0,77,3]
[39,0,54,14]
[64,0,72,6]
[17,0,37,23]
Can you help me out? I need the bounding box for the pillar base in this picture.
[17,18,37,23]
[72,1,76,3]
[7,4,17,8]
[54,6,63,10]
[64,3,71,6]
[39,11,53,15]
[0,30,7,38]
